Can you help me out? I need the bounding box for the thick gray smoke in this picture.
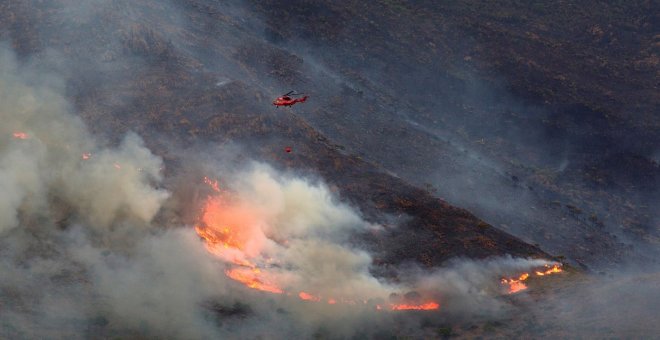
[0,44,562,338]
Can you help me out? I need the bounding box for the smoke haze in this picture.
[1,0,658,338]
[0,44,564,338]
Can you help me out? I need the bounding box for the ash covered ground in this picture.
[1,0,658,338]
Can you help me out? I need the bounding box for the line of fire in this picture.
[193,176,563,311]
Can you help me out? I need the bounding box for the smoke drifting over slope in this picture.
[0,44,564,338]
[2,0,657,337]
[200,164,392,300]
[0,46,169,234]
[232,0,659,272]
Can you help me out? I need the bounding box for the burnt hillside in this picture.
[1,0,657,268]
[1,1,658,338]
[0,0,551,266]
[246,0,659,268]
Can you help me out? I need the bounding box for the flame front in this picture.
[226,267,283,294]
[390,302,440,311]
[501,264,564,294]
[195,178,283,295]
[193,177,444,311]
[535,264,563,276]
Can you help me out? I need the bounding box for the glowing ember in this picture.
[390,302,440,311]
[203,176,221,192]
[299,292,321,302]
[327,299,337,305]
[12,132,28,139]
[82,153,91,160]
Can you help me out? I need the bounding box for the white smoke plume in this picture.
[219,163,391,299]
[410,256,554,316]
[0,46,168,235]
[0,43,182,337]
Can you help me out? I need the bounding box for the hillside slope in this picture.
[0,0,551,266]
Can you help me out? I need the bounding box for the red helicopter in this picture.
[273,91,308,107]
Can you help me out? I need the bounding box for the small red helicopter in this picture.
[273,91,308,107]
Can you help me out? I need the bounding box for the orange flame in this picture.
[195,224,244,253]
[12,132,28,139]
[195,197,263,257]
[535,264,563,276]
[196,186,562,310]
[194,183,442,311]
[195,191,280,294]
[226,267,283,294]
[501,264,563,294]
[390,302,440,311]
[501,272,530,294]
